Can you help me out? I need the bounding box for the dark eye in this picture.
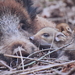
[42,33,50,37]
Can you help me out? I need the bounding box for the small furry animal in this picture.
[56,23,73,36]
[30,27,68,48]
[0,0,58,67]
[30,27,75,60]
[0,0,56,56]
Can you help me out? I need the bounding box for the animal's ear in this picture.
[15,0,38,19]
[55,32,66,42]
[66,26,72,33]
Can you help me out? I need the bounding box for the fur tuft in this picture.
[15,0,38,19]
[22,0,38,19]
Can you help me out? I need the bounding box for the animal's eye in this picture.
[42,33,50,37]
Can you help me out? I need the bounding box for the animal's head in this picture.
[0,0,38,56]
[30,27,67,49]
[56,23,73,36]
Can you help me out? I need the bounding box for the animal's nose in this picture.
[29,36,39,46]
[11,42,29,57]
[13,46,29,57]
[29,36,34,41]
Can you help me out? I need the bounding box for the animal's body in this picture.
[30,27,75,60]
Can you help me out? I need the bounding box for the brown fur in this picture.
[0,0,38,56]
[32,15,56,33]
[56,23,73,36]
[0,0,56,33]
[0,0,31,22]
[0,0,56,56]
[30,27,69,48]
[30,27,75,60]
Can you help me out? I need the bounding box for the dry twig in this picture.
[18,39,73,69]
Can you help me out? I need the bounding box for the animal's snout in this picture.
[29,36,37,45]
[10,41,30,56]
[29,36,35,41]
[29,36,51,49]
[12,43,29,57]
[10,38,38,56]
[29,36,39,46]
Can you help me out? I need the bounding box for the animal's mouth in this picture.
[29,36,52,49]
[30,37,51,49]
[39,44,51,49]
[30,40,51,49]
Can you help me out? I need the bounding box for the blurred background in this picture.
[32,0,75,30]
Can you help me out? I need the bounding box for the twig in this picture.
[28,48,54,58]
[7,60,75,75]
[67,68,75,75]
[0,60,12,71]
[48,17,66,21]
[20,61,75,75]
[18,47,24,70]
[18,39,73,69]
[4,54,54,64]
